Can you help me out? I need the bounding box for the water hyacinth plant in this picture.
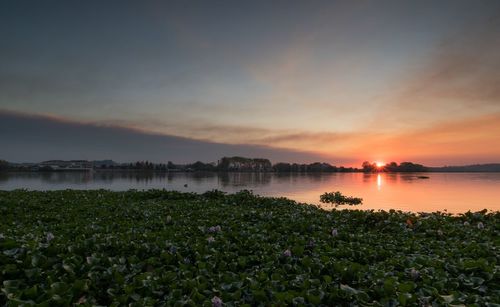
[211,295,223,307]
[320,191,363,206]
[208,225,222,233]
[0,190,498,305]
[45,232,55,242]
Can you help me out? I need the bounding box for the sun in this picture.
[375,161,385,168]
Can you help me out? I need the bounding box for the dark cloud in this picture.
[0,110,328,163]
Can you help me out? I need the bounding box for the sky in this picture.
[1,0,499,166]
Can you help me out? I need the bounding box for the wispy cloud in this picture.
[377,11,500,129]
[90,111,500,166]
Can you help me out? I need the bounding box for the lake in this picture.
[1,171,499,213]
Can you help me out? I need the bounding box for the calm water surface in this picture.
[1,171,499,213]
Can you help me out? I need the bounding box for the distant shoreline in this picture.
[2,157,500,173]
[3,169,500,174]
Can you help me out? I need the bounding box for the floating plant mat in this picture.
[0,190,498,305]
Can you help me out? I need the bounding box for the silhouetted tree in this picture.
[384,162,399,172]
[398,162,427,172]
[362,161,377,172]
[274,163,292,172]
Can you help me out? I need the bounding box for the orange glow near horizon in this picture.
[375,161,385,168]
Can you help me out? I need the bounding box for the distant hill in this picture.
[428,164,500,172]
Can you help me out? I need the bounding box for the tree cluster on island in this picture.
[320,191,363,206]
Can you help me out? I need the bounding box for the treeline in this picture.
[3,157,499,173]
[0,157,358,173]
[362,161,428,173]
[95,160,217,172]
[428,163,500,172]
[217,157,358,172]
[273,162,357,172]
[112,159,428,173]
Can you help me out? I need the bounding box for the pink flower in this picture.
[477,222,484,229]
[283,249,292,257]
[208,225,222,233]
[46,232,55,242]
[78,296,87,304]
[212,296,223,307]
[331,228,338,237]
[207,236,215,243]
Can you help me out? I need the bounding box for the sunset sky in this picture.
[1,0,500,166]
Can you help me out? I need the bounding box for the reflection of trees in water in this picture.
[186,172,216,184]
[0,172,53,183]
[2,171,171,185]
[2,171,432,191]
[398,174,426,182]
[362,172,424,184]
[272,172,298,185]
[93,171,167,183]
[163,172,216,186]
[302,173,327,183]
[93,171,117,183]
[38,172,92,184]
[273,172,325,184]
[362,173,374,183]
[217,172,272,187]
[385,173,399,182]
[0,172,9,182]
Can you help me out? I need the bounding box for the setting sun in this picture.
[376,161,385,168]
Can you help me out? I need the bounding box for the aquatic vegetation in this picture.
[0,190,499,305]
[320,191,363,206]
